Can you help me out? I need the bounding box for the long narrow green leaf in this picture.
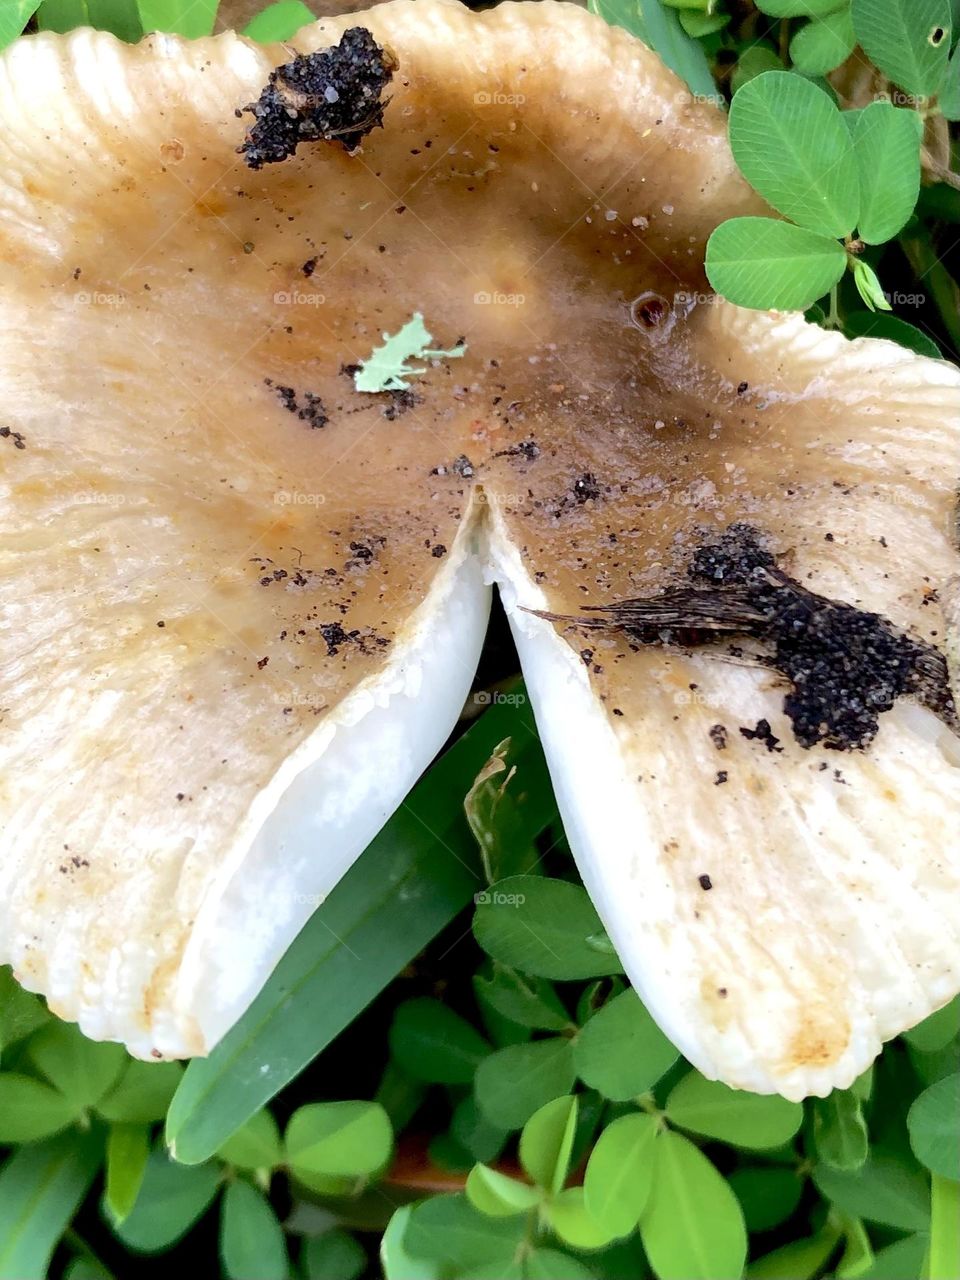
[0,2,42,51]
[0,1132,102,1280]
[929,1176,959,1280]
[137,0,217,38]
[167,696,551,1163]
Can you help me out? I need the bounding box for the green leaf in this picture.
[402,1194,525,1272]
[451,1095,510,1164]
[219,1180,287,1280]
[543,1187,621,1252]
[843,309,942,357]
[355,313,465,393]
[525,1249,597,1280]
[382,1206,442,1280]
[640,1130,747,1280]
[216,1109,282,1171]
[583,1113,657,1238]
[854,1234,928,1280]
[729,71,859,236]
[757,0,849,14]
[731,47,783,95]
[747,1226,841,1280]
[304,1230,366,1280]
[390,998,491,1085]
[904,996,960,1053]
[242,0,314,41]
[633,0,719,99]
[466,1164,541,1217]
[475,1038,576,1131]
[0,1131,102,1280]
[851,0,952,96]
[136,0,218,38]
[111,1148,221,1252]
[940,48,960,118]
[838,1214,874,1279]
[0,967,49,1052]
[664,1071,803,1150]
[0,1,41,51]
[519,1095,579,1193]
[465,737,547,884]
[37,0,142,38]
[475,966,571,1033]
[812,1088,870,1170]
[29,1021,126,1111]
[0,1074,79,1143]
[476,1039,576,1131]
[285,1101,392,1189]
[930,1175,960,1280]
[790,9,857,75]
[573,989,679,1101]
[474,875,623,980]
[586,0,646,40]
[813,1153,931,1230]
[96,1059,181,1124]
[852,101,922,243]
[104,1123,149,1225]
[908,1073,960,1179]
[168,699,547,1164]
[728,1166,804,1233]
[706,217,847,310]
[678,10,728,37]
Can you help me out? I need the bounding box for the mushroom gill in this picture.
[0,0,957,1098]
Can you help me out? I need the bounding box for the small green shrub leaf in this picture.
[474,876,623,980]
[573,989,678,1101]
[96,1059,182,1124]
[474,966,572,1032]
[904,995,960,1053]
[813,1153,930,1230]
[0,1132,102,1280]
[0,2,42,51]
[843,309,941,356]
[402,1195,525,1272]
[908,1072,960,1179]
[747,1226,841,1280]
[757,0,849,14]
[475,1038,576,1130]
[729,72,859,236]
[381,1206,442,1280]
[242,1,315,42]
[136,0,218,37]
[29,1021,126,1111]
[731,47,783,94]
[851,0,952,96]
[466,1164,541,1217]
[304,1229,366,1280]
[0,1075,80,1143]
[853,101,922,243]
[583,1113,657,1238]
[665,1071,803,1150]
[524,1249,597,1280]
[285,1101,392,1188]
[519,1095,579,1193]
[930,1174,960,1279]
[112,1149,221,1253]
[640,1130,748,1280]
[104,1123,149,1226]
[812,1089,870,1170]
[790,10,856,75]
[451,1095,510,1164]
[543,1187,620,1251]
[390,998,491,1085]
[37,0,142,38]
[706,217,847,310]
[216,1109,282,1171]
[219,1180,287,1280]
[729,1166,804,1233]
[0,967,50,1052]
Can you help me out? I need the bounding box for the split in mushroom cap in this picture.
[0,0,958,1099]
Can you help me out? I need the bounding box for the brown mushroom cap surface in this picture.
[0,0,957,1095]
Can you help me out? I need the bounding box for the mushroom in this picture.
[0,0,957,1099]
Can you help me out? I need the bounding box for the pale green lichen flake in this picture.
[353,312,466,393]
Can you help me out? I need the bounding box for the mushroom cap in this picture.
[0,0,957,1096]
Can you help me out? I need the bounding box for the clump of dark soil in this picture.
[537,523,957,752]
[264,379,328,429]
[239,27,395,168]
